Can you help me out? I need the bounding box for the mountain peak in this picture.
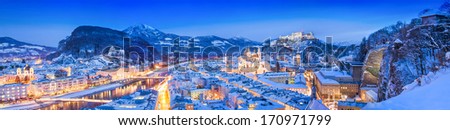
[137,24,156,30]
[125,24,159,32]
[123,24,167,42]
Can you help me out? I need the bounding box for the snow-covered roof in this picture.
[0,83,28,88]
[320,70,352,78]
[394,39,403,44]
[254,100,284,110]
[420,9,449,17]
[258,76,307,89]
[315,71,339,85]
[262,72,290,77]
[366,90,378,100]
[364,69,450,110]
[306,100,329,110]
[338,101,367,108]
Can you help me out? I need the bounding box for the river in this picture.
[37,79,160,110]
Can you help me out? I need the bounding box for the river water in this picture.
[37,79,159,110]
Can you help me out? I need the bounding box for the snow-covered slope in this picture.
[364,68,450,110]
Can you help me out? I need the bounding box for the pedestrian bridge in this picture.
[36,98,112,103]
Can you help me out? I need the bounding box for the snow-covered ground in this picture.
[364,68,450,110]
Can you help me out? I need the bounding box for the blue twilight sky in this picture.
[0,0,446,47]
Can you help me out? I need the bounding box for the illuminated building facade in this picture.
[0,83,28,102]
[15,64,35,84]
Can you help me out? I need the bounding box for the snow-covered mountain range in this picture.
[48,24,261,62]
[0,37,57,59]
[124,24,260,50]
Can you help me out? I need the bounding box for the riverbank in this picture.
[56,83,123,99]
[0,83,124,110]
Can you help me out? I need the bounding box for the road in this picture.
[155,76,171,110]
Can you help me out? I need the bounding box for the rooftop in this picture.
[320,70,352,78]
[394,39,403,44]
[258,76,307,89]
[315,71,339,85]
[0,83,28,88]
[306,100,329,110]
[262,72,290,77]
[420,9,449,18]
[338,101,367,108]
[253,100,284,110]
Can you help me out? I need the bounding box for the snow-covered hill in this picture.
[364,68,450,110]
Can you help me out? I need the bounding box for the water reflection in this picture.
[38,79,159,110]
